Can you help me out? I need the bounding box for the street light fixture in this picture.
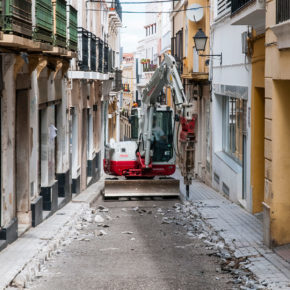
[193,28,222,65]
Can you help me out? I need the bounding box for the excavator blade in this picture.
[104,178,180,198]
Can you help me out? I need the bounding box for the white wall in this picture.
[211,14,252,209]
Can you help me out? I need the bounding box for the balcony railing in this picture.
[113,70,122,91]
[276,0,290,24]
[90,33,97,72]
[108,48,113,73]
[104,43,109,73]
[2,0,32,38]
[78,27,89,71]
[231,0,253,14]
[33,0,53,44]
[68,5,77,51]
[52,0,67,48]
[97,38,103,73]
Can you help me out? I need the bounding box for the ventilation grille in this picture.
[214,172,220,184]
[222,182,230,196]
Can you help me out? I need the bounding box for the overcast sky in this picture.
[120,2,146,53]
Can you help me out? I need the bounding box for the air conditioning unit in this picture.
[241,31,248,55]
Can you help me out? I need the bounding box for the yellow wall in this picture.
[185,0,210,75]
[251,35,265,214]
[264,0,290,246]
[269,80,290,246]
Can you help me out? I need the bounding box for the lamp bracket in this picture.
[199,52,223,65]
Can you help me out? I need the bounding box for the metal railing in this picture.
[90,33,97,72]
[113,70,122,91]
[78,27,89,71]
[276,0,290,24]
[231,0,254,14]
[97,38,103,73]
[104,43,109,73]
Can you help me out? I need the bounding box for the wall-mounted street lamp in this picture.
[193,29,222,65]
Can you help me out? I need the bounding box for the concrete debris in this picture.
[95,229,107,236]
[121,208,127,212]
[161,217,172,224]
[130,238,136,241]
[121,231,134,235]
[162,200,276,290]
[94,215,105,223]
[133,206,139,211]
[106,215,113,221]
[98,205,109,212]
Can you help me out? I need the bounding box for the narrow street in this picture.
[26,198,233,290]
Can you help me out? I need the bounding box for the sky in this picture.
[120,2,146,53]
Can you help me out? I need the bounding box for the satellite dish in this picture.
[186,4,204,22]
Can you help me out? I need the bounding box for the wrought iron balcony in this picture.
[90,33,97,72]
[68,5,78,51]
[33,0,53,44]
[113,69,122,91]
[104,43,109,74]
[231,0,254,14]
[97,38,104,73]
[78,27,89,71]
[1,0,32,38]
[276,0,290,24]
[52,0,67,48]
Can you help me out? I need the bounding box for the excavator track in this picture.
[103,177,180,199]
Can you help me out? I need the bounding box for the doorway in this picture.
[15,89,30,230]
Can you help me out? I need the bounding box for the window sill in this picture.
[271,20,290,50]
[215,151,242,174]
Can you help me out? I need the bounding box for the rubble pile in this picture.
[159,202,269,290]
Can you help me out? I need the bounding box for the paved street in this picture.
[26,197,234,290]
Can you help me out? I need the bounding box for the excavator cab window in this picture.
[152,110,173,162]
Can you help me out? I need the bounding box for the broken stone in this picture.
[133,206,139,211]
[95,230,107,236]
[94,215,105,223]
[98,205,109,212]
[162,217,172,224]
[121,231,134,235]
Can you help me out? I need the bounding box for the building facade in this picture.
[0,0,122,250]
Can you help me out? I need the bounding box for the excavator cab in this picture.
[151,108,173,163]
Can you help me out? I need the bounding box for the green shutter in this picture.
[2,0,32,38]
[34,0,53,44]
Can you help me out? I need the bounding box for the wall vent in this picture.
[214,172,220,184]
[222,182,230,196]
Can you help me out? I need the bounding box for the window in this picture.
[222,96,246,164]
[276,0,290,24]
[152,110,173,162]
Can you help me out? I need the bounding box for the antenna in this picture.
[186,4,204,22]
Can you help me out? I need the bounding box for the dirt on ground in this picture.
[26,197,235,290]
